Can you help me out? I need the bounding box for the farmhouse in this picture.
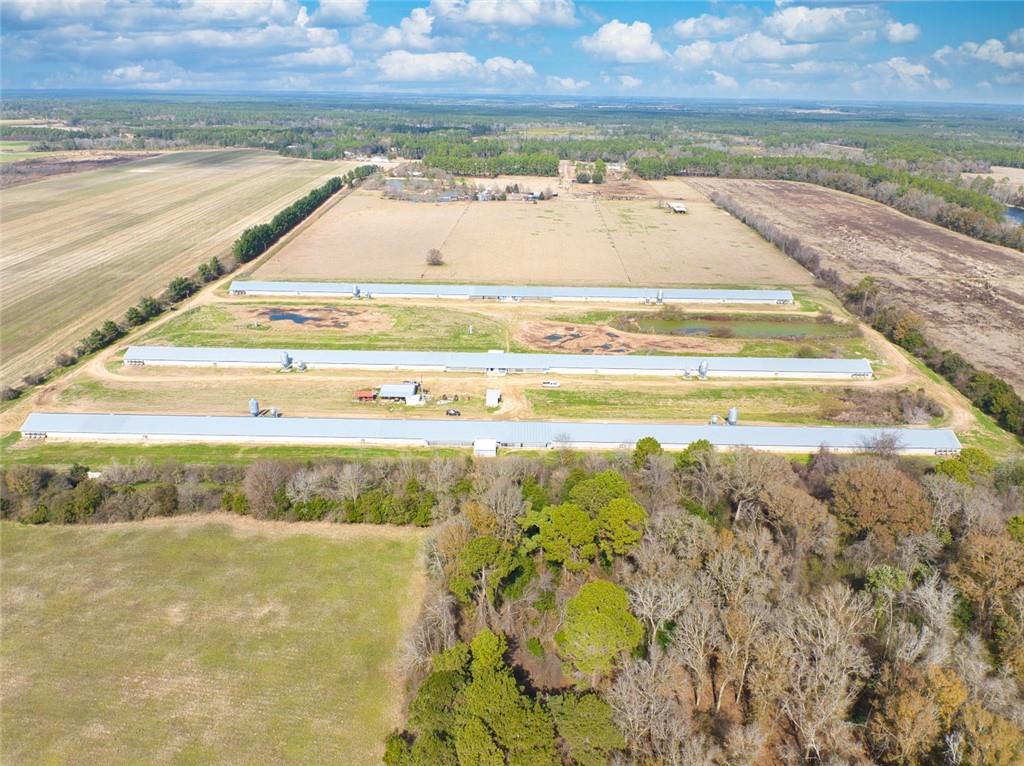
[123,347,873,380]
[20,413,962,456]
[228,280,794,305]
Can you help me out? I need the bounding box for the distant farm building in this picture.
[377,383,420,403]
[21,413,963,457]
[229,280,794,305]
[124,347,873,380]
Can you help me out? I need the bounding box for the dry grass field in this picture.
[962,165,1024,190]
[253,179,812,287]
[0,517,425,765]
[690,178,1024,394]
[0,149,355,389]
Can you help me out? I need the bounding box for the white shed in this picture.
[473,438,498,457]
[485,389,502,408]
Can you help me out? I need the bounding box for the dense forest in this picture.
[3,441,1023,765]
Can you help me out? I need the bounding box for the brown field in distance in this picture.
[252,179,812,287]
[0,149,356,389]
[690,178,1024,393]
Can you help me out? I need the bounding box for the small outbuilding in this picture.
[473,438,498,457]
[378,383,419,401]
[485,389,502,408]
[353,389,375,402]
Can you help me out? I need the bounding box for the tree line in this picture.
[629,152,1022,251]
[5,440,1023,765]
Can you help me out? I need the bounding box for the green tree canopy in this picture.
[556,581,642,679]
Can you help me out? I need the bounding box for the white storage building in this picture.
[21,413,961,457]
[124,347,873,380]
[228,280,794,305]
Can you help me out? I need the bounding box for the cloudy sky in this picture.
[2,1,1022,102]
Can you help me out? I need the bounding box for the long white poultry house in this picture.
[123,346,874,379]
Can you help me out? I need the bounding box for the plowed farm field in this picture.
[0,150,355,389]
[690,178,1024,394]
[253,179,812,288]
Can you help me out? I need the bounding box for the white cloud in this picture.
[725,31,817,62]
[673,40,715,68]
[706,69,738,88]
[274,43,352,66]
[885,21,920,44]
[376,49,535,83]
[546,75,590,91]
[179,0,299,25]
[673,13,751,39]
[482,55,536,79]
[763,5,883,43]
[579,19,666,63]
[618,74,641,88]
[936,32,1024,70]
[432,0,576,28]
[102,59,189,89]
[675,31,816,69]
[314,0,367,25]
[963,38,1024,69]
[377,49,477,80]
[2,0,114,25]
[874,56,951,92]
[352,7,436,50]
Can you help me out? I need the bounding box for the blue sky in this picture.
[2,1,1023,102]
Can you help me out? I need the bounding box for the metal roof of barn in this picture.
[229,280,793,303]
[378,383,418,398]
[124,347,872,375]
[21,413,961,452]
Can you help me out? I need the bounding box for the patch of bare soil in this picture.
[242,305,395,333]
[591,177,658,200]
[0,152,159,188]
[691,178,1024,394]
[516,320,743,355]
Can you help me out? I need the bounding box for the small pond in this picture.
[631,317,853,339]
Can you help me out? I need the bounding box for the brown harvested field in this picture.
[690,178,1024,393]
[253,179,812,287]
[0,149,357,389]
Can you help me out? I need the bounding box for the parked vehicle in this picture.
[446,409,461,417]
[541,380,561,388]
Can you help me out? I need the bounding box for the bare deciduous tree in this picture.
[398,585,458,683]
[479,475,529,543]
[728,449,792,526]
[670,594,721,708]
[779,584,872,760]
[607,658,689,762]
[628,577,689,648]
[426,248,444,266]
